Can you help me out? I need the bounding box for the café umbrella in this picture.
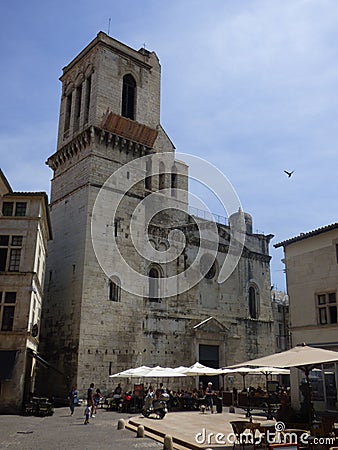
[109,365,152,378]
[229,343,338,426]
[143,367,187,378]
[110,365,187,378]
[182,362,224,376]
[249,366,290,391]
[250,366,290,375]
[229,345,338,370]
[222,367,258,390]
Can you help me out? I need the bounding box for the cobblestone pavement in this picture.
[0,407,162,450]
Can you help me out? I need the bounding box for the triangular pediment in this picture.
[193,316,228,334]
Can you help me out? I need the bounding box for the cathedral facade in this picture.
[40,32,275,397]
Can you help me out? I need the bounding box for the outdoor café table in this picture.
[230,421,261,449]
[257,423,277,448]
[281,428,311,450]
[334,422,338,437]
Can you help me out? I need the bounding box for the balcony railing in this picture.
[188,206,228,226]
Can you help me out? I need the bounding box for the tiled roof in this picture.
[274,222,338,248]
[5,191,47,197]
[101,111,158,148]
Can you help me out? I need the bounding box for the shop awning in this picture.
[31,351,51,368]
[0,350,17,380]
[29,349,66,377]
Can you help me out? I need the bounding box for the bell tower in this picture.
[56,32,162,150]
[41,32,187,395]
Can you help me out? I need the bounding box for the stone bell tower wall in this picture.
[57,32,161,151]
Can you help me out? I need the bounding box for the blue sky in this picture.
[1,0,338,291]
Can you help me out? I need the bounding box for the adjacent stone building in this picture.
[39,32,276,397]
[271,290,290,353]
[0,169,51,413]
[275,224,338,411]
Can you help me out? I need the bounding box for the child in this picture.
[84,403,91,424]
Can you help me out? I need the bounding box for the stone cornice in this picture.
[46,126,153,171]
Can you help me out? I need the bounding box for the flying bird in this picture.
[284,170,294,178]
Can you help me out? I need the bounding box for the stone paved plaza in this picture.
[0,407,161,450]
[0,406,275,450]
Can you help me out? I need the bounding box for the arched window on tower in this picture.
[122,74,136,120]
[159,161,165,190]
[248,285,259,319]
[149,267,161,302]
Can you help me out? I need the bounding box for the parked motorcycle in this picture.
[142,390,169,419]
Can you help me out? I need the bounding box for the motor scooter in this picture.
[142,391,169,419]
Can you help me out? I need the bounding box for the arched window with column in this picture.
[148,266,161,302]
[122,74,136,120]
[248,284,260,319]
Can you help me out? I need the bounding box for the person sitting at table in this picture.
[183,390,193,409]
[255,386,265,396]
[248,386,256,396]
[155,382,166,399]
[113,383,122,399]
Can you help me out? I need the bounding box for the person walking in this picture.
[87,383,95,417]
[205,382,214,413]
[67,385,79,416]
[93,388,103,415]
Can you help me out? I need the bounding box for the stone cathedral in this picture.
[40,32,275,397]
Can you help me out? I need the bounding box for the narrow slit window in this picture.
[149,267,161,302]
[159,162,165,190]
[145,158,152,190]
[249,286,259,319]
[64,92,72,132]
[84,75,91,123]
[109,279,121,302]
[74,84,82,129]
[171,165,177,197]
